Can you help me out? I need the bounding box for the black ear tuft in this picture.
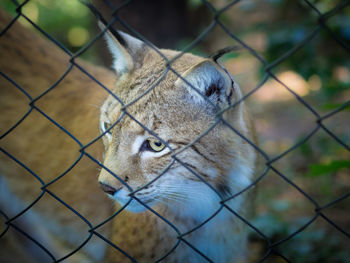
[84,2,127,48]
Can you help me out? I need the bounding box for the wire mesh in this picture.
[0,0,349,262]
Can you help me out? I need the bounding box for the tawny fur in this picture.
[0,10,257,263]
[0,10,112,262]
[98,23,257,262]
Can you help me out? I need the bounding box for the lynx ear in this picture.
[99,22,148,75]
[175,60,235,109]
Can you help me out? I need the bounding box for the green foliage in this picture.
[261,0,350,100]
[252,209,349,263]
[307,160,350,177]
[0,0,98,62]
[322,102,350,111]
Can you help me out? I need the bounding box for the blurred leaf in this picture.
[298,139,313,157]
[187,0,203,9]
[322,102,350,111]
[307,160,350,177]
[0,1,17,16]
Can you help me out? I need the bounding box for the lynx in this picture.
[0,9,257,263]
[97,23,257,262]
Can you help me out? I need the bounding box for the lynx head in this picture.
[98,25,255,217]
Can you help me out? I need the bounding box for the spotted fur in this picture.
[0,10,257,262]
[98,25,257,262]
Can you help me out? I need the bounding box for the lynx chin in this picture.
[98,22,257,263]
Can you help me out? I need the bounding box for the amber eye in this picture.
[147,138,165,152]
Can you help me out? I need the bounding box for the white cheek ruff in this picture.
[156,169,222,222]
[155,161,254,220]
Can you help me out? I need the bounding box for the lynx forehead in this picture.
[97,22,256,262]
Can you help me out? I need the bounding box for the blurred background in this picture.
[1,0,349,262]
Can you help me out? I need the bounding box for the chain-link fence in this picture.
[0,0,349,262]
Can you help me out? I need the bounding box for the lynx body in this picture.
[0,10,257,263]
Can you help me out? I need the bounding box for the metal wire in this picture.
[0,0,349,262]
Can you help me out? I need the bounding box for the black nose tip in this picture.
[99,182,120,196]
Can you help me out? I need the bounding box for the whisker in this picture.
[87,103,102,109]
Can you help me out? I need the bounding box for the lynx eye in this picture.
[144,138,165,152]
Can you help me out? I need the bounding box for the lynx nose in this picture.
[99,182,121,196]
